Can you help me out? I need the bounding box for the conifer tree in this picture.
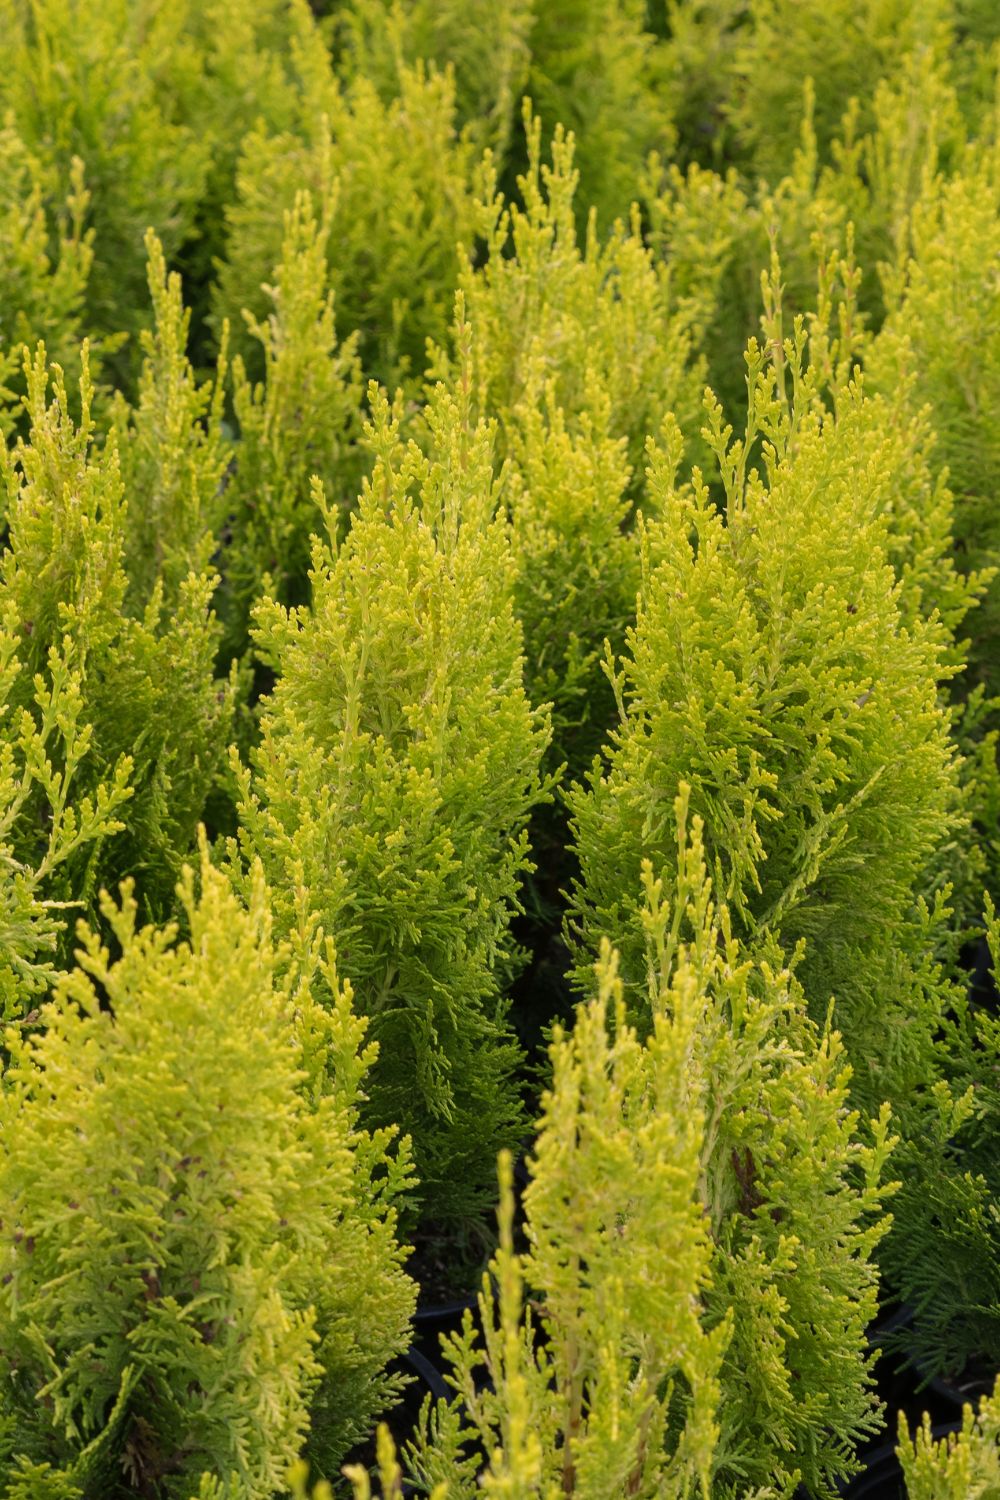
[567,318,961,1118]
[0,0,203,368]
[898,1379,1000,1499]
[221,192,366,659]
[332,0,533,160]
[434,108,706,482]
[0,345,234,926]
[0,848,415,1497]
[429,116,708,788]
[359,799,892,1498]
[215,52,479,396]
[0,614,131,1018]
[0,128,95,438]
[868,156,1000,700]
[727,0,953,187]
[882,896,1000,1379]
[111,232,231,612]
[522,0,674,230]
[232,380,552,1228]
[0,0,331,376]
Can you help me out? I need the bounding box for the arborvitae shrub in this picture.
[382,800,891,1498]
[435,109,707,483]
[0,127,95,437]
[727,0,951,186]
[111,232,230,612]
[0,0,206,365]
[215,55,479,397]
[646,36,970,427]
[222,192,366,659]
[333,0,533,160]
[868,158,1000,699]
[428,117,708,795]
[231,382,552,1229]
[0,0,327,375]
[503,382,638,783]
[0,612,131,1018]
[898,1378,1000,1498]
[0,349,235,923]
[0,849,414,1497]
[567,328,961,1116]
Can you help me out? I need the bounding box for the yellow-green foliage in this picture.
[398,801,891,1498]
[0,0,201,369]
[438,110,706,479]
[898,1379,1000,1498]
[0,0,326,374]
[868,156,1000,697]
[222,192,366,657]
[0,349,235,927]
[333,0,534,158]
[503,383,638,780]
[522,0,674,229]
[0,616,131,1017]
[111,232,230,611]
[727,0,952,186]
[0,850,415,1497]
[407,883,726,1498]
[430,118,707,778]
[567,325,961,1115]
[232,382,552,1227]
[0,126,94,437]
[215,54,480,397]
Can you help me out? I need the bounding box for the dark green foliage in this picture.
[883,900,1000,1381]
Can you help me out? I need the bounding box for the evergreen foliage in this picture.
[0,616,130,1017]
[221,193,366,659]
[333,0,534,159]
[429,117,708,781]
[521,0,674,231]
[111,232,230,612]
[437,110,706,480]
[0,0,328,376]
[214,52,479,397]
[0,848,414,1496]
[726,0,953,186]
[0,127,95,437]
[868,155,1000,700]
[1,0,1000,1487]
[1,346,235,926]
[898,1378,1000,1498]
[360,801,891,1498]
[231,380,552,1228]
[566,319,961,1116]
[882,897,1000,1379]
